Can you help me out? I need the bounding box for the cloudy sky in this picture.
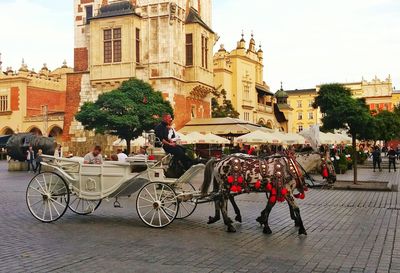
[1,0,399,91]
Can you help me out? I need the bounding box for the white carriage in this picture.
[25,154,205,228]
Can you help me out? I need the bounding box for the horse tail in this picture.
[200,158,216,196]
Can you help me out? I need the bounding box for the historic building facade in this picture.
[286,76,395,133]
[213,35,283,130]
[0,60,71,142]
[64,0,215,154]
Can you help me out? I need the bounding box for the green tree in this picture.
[314,83,373,184]
[211,89,240,118]
[375,110,400,142]
[75,78,173,154]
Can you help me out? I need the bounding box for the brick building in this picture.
[63,0,215,155]
[0,59,72,143]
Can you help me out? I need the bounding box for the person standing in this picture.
[26,146,35,172]
[116,148,128,162]
[83,146,103,164]
[54,144,63,158]
[372,146,382,172]
[34,149,43,173]
[388,146,396,172]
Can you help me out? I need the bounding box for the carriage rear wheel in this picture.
[174,182,197,219]
[26,172,69,223]
[68,195,102,215]
[136,182,178,228]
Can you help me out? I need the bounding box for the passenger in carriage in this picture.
[83,145,103,164]
[155,113,193,170]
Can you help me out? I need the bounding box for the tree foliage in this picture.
[211,89,240,118]
[374,110,400,141]
[75,78,173,153]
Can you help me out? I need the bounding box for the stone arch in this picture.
[1,127,14,135]
[266,120,273,129]
[257,118,265,126]
[27,126,42,136]
[48,125,63,138]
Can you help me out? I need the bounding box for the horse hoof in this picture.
[263,227,272,234]
[299,228,307,235]
[235,215,242,223]
[256,216,265,225]
[227,226,236,233]
[207,216,220,224]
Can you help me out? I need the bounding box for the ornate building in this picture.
[0,58,72,142]
[286,76,395,133]
[63,0,215,154]
[213,34,283,130]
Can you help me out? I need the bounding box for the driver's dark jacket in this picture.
[154,121,169,147]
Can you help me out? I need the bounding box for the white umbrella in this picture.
[186,132,207,144]
[283,132,307,145]
[112,137,146,147]
[235,130,282,144]
[203,133,230,144]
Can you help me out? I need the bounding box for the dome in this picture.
[275,89,288,99]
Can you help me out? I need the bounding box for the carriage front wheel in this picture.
[136,182,178,228]
[26,172,70,223]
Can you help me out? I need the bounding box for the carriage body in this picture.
[26,154,204,227]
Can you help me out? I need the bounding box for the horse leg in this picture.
[229,195,242,223]
[256,193,268,225]
[207,175,221,224]
[286,195,307,235]
[220,192,235,232]
[287,202,299,226]
[207,199,221,224]
[262,201,275,234]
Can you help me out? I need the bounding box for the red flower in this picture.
[271,188,277,195]
[237,176,244,184]
[266,183,272,191]
[236,186,242,192]
[227,176,234,184]
[255,180,261,189]
[269,195,276,203]
[148,155,155,160]
[281,188,288,196]
[231,185,237,192]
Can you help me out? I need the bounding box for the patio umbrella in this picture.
[235,130,282,144]
[203,133,230,144]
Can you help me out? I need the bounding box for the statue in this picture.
[6,133,56,161]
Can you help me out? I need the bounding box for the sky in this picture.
[0,0,399,91]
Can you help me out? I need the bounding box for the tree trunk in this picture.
[352,134,357,184]
[126,138,132,155]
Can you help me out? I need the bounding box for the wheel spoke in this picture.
[162,205,177,214]
[29,199,44,208]
[150,210,156,225]
[159,184,165,201]
[43,200,47,219]
[180,202,191,215]
[138,204,154,209]
[34,179,46,194]
[49,200,61,217]
[153,184,158,200]
[141,208,154,218]
[50,197,66,208]
[139,196,153,203]
[160,207,173,221]
[157,209,162,227]
[48,201,53,221]
[43,174,48,192]
[144,188,155,202]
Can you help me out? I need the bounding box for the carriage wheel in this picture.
[136,182,178,228]
[174,182,197,219]
[68,195,102,215]
[26,172,69,223]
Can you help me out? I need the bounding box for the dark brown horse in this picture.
[6,133,56,161]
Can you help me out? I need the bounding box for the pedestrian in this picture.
[396,145,400,160]
[83,145,103,164]
[388,146,396,172]
[371,146,382,172]
[116,148,128,162]
[54,144,62,158]
[26,146,35,172]
[34,149,43,173]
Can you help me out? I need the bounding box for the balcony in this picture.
[257,103,273,113]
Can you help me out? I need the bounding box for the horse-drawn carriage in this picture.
[26,154,205,228]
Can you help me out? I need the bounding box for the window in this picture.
[308,111,314,120]
[244,112,250,121]
[185,34,193,66]
[244,84,250,100]
[298,112,303,120]
[0,95,8,112]
[298,125,303,132]
[297,100,302,108]
[85,5,93,21]
[201,36,209,69]
[104,28,122,63]
[135,28,140,63]
[191,105,196,118]
[308,100,313,107]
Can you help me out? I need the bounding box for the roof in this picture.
[274,104,288,123]
[91,1,136,20]
[185,7,214,34]
[285,88,317,95]
[393,90,400,94]
[256,84,274,96]
[179,118,273,135]
[275,89,288,98]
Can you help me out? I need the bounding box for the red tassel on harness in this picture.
[227,176,234,183]
[269,195,276,203]
[237,176,244,184]
[322,167,328,178]
[255,180,261,189]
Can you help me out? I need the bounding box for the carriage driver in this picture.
[84,145,103,164]
[154,113,193,170]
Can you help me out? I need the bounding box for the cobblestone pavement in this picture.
[1,161,400,273]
